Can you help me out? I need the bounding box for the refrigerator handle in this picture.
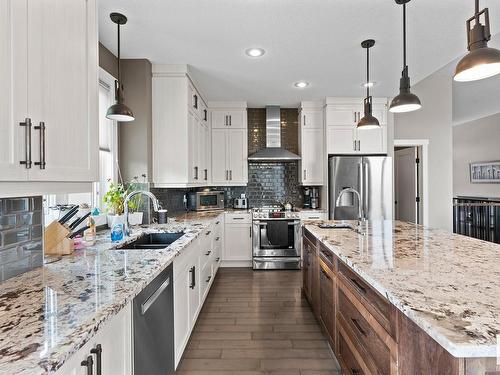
[358,162,364,220]
[363,161,369,220]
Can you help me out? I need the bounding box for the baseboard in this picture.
[221,260,252,268]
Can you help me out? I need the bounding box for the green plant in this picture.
[103,181,127,215]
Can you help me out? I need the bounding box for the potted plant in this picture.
[103,181,127,228]
[125,176,147,226]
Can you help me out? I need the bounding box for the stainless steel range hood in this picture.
[247,106,301,162]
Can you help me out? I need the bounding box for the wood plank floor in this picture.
[177,267,342,375]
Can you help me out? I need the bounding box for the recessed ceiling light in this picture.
[294,81,310,88]
[245,48,265,57]
[362,82,376,88]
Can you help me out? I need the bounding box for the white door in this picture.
[198,121,207,183]
[227,128,247,183]
[395,147,417,223]
[224,224,252,261]
[301,110,323,129]
[211,110,228,129]
[204,121,211,183]
[327,126,356,154]
[356,126,386,154]
[326,106,360,126]
[226,110,245,128]
[211,129,228,184]
[188,261,200,327]
[174,267,190,368]
[0,0,28,181]
[27,0,98,182]
[188,111,199,183]
[301,128,323,184]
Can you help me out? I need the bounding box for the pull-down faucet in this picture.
[124,190,161,236]
[336,188,365,225]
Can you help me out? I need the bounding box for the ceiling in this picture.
[98,0,500,107]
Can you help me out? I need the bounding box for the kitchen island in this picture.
[0,212,221,375]
[303,220,500,374]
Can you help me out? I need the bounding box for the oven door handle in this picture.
[253,221,301,226]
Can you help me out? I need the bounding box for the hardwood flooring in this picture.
[177,267,342,375]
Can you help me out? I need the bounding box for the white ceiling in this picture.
[98,0,500,107]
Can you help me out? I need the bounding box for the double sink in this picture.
[117,232,185,250]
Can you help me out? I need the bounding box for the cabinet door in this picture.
[174,267,190,368]
[327,126,357,154]
[224,224,252,261]
[211,110,228,129]
[211,129,228,184]
[27,0,98,182]
[188,262,200,327]
[301,128,324,185]
[356,126,387,154]
[319,266,335,346]
[0,0,28,181]
[227,128,248,184]
[301,110,323,129]
[198,121,207,183]
[326,106,360,126]
[204,121,211,183]
[226,110,246,128]
[188,112,200,183]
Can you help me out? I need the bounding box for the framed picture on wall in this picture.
[470,161,500,183]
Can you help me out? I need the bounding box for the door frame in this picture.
[393,139,429,227]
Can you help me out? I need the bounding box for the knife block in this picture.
[44,221,74,255]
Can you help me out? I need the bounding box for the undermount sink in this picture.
[117,232,184,250]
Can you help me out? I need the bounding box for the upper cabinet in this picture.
[152,65,211,187]
[299,103,324,185]
[0,0,98,183]
[325,98,388,155]
[210,103,248,186]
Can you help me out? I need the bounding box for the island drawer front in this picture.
[338,286,391,375]
[338,261,391,333]
[319,243,335,271]
[338,326,367,375]
[303,229,317,248]
[319,260,336,347]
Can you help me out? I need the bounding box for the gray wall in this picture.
[99,43,118,78]
[453,112,500,198]
[0,197,43,282]
[119,59,153,182]
[394,63,454,231]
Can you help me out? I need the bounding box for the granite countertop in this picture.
[305,220,500,358]
[0,213,223,375]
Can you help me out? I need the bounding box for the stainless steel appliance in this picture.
[310,187,320,209]
[252,206,301,270]
[188,191,225,211]
[329,156,393,220]
[133,263,174,375]
[233,194,248,209]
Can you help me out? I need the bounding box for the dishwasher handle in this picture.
[141,276,170,315]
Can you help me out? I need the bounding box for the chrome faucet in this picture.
[124,190,161,236]
[336,188,365,224]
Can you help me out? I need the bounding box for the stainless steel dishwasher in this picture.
[133,263,174,375]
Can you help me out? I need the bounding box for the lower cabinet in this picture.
[222,213,252,265]
[55,303,132,375]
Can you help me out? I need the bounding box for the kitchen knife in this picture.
[58,206,79,225]
[69,212,91,230]
[69,225,90,239]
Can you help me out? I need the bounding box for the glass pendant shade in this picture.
[358,39,380,129]
[454,2,500,82]
[106,13,134,122]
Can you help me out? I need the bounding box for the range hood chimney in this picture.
[247,106,301,162]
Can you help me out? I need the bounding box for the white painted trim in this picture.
[325,97,388,106]
[207,101,248,109]
[394,139,430,227]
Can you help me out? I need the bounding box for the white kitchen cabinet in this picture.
[299,104,324,185]
[301,109,323,129]
[223,213,252,265]
[211,109,246,129]
[325,98,387,155]
[55,303,132,375]
[211,127,248,185]
[153,66,210,187]
[0,0,98,183]
[174,264,190,368]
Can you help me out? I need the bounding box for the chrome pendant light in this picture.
[389,0,422,113]
[358,39,380,129]
[106,12,135,122]
[454,0,500,82]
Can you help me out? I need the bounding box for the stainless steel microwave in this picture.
[188,191,225,211]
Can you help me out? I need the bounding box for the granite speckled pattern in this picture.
[0,213,222,375]
[305,220,500,358]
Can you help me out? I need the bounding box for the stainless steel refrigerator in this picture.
[329,156,393,220]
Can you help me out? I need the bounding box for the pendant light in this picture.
[358,39,380,129]
[389,0,422,113]
[454,0,500,82]
[106,13,135,122]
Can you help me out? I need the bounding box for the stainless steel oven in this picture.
[188,191,225,211]
[252,213,301,270]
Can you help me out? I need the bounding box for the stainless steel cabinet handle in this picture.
[81,356,93,375]
[303,170,307,180]
[229,170,232,180]
[206,230,212,236]
[303,115,306,126]
[229,115,232,126]
[141,277,170,315]
[194,166,199,180]
[353,140,356,151]
[351,318,367,337]
[233,217,245,220]
[357,140,361,151]
[189,266,196,289]
[90,344,102,375]
[215,257,220,262]
[204,169,208,180]
[215,236,220,241]
[206,275,212,283]
[249,226,252,237]
[203,109,207,121]
[353,112,356,123]
[225,115,228,126]
[193,94,198,109]
[19,118,32,169]
[205,250,212,256]
[225,170,229,180]
[34,122,46,169]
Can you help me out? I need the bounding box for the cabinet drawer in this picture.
[338,261,391,332]
[338,328,366,375]
[225,213,251,224]
[299,212,327,221]
[319,262,335,346]
[200,262,213,300]
[303,228,317,247]
[319,243,335,271]
[338,287,391,375]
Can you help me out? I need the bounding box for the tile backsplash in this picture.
[0,196,43,282]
